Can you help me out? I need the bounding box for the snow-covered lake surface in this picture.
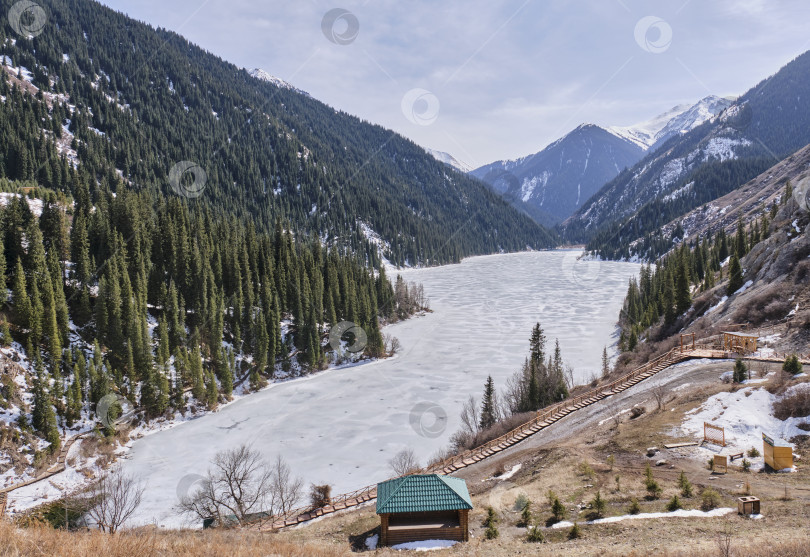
[119,250,640,527]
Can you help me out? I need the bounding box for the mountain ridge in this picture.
[470,96,730,226]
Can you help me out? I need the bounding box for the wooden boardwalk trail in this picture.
[0,433,87,500]
[254,342,737,531]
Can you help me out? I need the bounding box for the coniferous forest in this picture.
[0,0,555,269]
[0,0,557,456]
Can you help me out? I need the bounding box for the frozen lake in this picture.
[119,250,640,527]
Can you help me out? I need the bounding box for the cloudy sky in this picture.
[98,0,810,168]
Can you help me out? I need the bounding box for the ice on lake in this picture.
[120,250,640,527]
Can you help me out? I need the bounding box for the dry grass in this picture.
[0,520,349,557]
[773,387,810,420]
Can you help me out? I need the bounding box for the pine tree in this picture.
[479,376,498,430]
[733,358,748,383]
[601,346,610,379]
[11,257,31,334]
[156,316,170,368]
[675,256,691,315]
[727,252,743,295]
[735,218,747,257]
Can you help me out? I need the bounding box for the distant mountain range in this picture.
[609,96,733,152]
[468,96,730,226]
[564,51,810,260]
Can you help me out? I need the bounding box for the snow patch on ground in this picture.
[0,193,43,217]
[708,296,728,313]
[736,280,753,295]
[681,385,807,469]
[485,463,522,482]
[550,507,735,529]
[391,539,458,551]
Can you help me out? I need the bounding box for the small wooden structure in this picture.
[713,455,728,474]
[738,496,760,515]
[722,332,758,355]
[704,422,726,447]
[376,474,472,547]
[680,333,696,352]
[763,433,794,471]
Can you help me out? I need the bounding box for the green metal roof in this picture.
[376,474,473,514]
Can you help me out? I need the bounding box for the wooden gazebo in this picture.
[722,332,758,354]
[376,474,472,547]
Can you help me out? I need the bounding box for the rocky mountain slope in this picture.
[565,51,810,260]
[471,97,729,227]
[471,124,645,226]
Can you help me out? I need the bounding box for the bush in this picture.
[747,447,761,458]
[644,463,662,499]
[708,457,715,471]
[773,388,810,420]
[309,484,331,508]
[568,522,582,540]
[514,493,529,512]
[483,506,498,528]
[526,526,545,543]
[678,471,693,498]
[666,495,682,512]
[519,501,532,527]
[485,524,499,540]
[578,461,595,480]
[701,488,721,511]
[627,498,641,515]
[783,354,803,375]
[741,458,751,472]
[591,491,606,518]
[551,497,566,522]
[733,358,749,383]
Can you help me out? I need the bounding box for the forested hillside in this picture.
[0,0,462,477]
[563,50,810,260]
[0,0,555,270]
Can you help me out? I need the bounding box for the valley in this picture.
[0,1,809,555]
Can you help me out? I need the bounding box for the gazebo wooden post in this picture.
[380,513,389,546]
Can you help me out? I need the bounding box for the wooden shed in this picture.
[376,474,472,547]
[762,433,794,471]
[722,332,758,354]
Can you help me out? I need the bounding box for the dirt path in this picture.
[453,360,732,484]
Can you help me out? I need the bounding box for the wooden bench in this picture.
[729,452,744,461]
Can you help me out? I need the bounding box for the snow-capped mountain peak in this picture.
[248,68,309,96]
[608,95,732,152]
[427,148,473,172]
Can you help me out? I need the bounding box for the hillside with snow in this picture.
[471,97,730,227]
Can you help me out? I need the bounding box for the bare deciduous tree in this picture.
[269,454,303,515]
[606,399,623,429]
[459,395,480,435]
[85,473,145,534]
[651,385,668,412]
[564,365,575,391]
[389,448,420,477]
[178,444,302,526]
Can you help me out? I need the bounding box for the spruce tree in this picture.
[601,346,610,379]
[479,375,497,430]
[727,253,743,295]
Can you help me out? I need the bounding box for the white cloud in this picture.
[98,0,810,165]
